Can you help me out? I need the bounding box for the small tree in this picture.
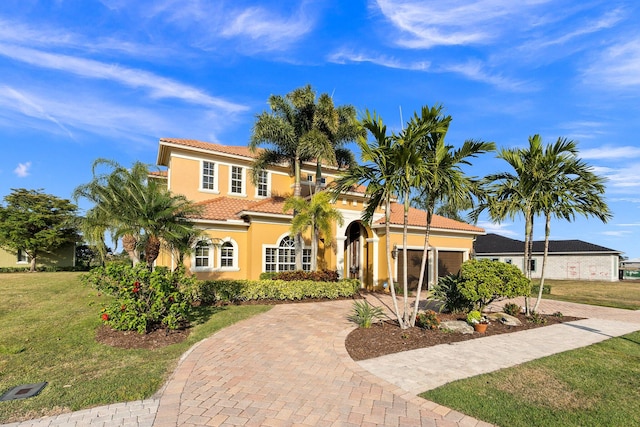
[456,259,530,310]
[0,188,79,272]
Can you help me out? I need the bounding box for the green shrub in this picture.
[531,283,551,295]
[198,278,360,302]
[416,310,441,330]
[503,302,522,316]
[457,259,531,310]
[264,270,340,282]
[348,300,385,328]
[83,264,195,333]
[527,311,547,324]
[259,272,278,280]
[466,310,483,325]
[430,273,473,313]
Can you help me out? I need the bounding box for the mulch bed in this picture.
[95,325,190,350]
[345,312,582,361]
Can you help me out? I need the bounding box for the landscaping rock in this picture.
[487,312,522,326]
[440,320,474,334]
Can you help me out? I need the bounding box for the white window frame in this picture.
[229,165,245,196]
[256,170,270,198]
[17,249,29,264]
[216,238,239,271]
[200,160,219,193]
[263,234,311,273]
[193,240,213,271]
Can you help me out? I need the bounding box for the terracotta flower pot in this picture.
[474,323,488,333]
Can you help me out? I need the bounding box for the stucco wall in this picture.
[0,244,76,269]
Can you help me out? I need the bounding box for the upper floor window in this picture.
[257,170,269,197]
[202,161,216,191]
[230,166,244,195]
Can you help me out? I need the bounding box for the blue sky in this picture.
[1,0,640,257]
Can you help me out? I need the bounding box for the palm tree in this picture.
[283,191,344,271]
[332,110,407,327]
[249,85,360,269]
[531,138,611,312]
[408,105,494,326]
[74,159,201,269]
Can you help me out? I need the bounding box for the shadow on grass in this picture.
[188,305,228,326]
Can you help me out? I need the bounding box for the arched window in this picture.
[194,240,211,269]
[264,236,311,272]
[220,241,234,268]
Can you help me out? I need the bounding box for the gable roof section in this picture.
[193,196,293,222]
[375,203,484,234]
[158,138,258,166]
[475,233,621,254]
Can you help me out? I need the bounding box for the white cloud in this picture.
[0,43,247,113]
[373,0,554,49]
[439,60,533,91]
[328,49,430,71]
[592,165,640,192]
[601,230,633,237]
[14,162,31,177]
[580,146,640,160]
[476,221,519,237]
[583,37,640,88]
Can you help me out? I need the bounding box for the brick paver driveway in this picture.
[153,299,486,427]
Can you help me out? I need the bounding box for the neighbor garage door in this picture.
[437,251,464,277]
[398,250,428,292]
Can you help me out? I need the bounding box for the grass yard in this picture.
[421,330,640,427]
[538,279,640,310]
[0,272,270,423]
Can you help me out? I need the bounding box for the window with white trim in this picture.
[257,170,268,197]
[17,249,29,264]
[220,242,234,267]
[194,241,211,268]
[202,161,216,190]
[264,236,311,272]
[230,166,243,194]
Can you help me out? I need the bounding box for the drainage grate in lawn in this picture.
[0,382,47,402]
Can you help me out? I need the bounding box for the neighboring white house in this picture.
[620,257,640,279]
[474,234,621,282]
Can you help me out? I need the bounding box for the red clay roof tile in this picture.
[376,203,484,233]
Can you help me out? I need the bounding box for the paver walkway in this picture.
[3,298,640,427]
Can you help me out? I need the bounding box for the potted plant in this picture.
[467,310,489,333]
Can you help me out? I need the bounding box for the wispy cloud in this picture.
[328,49,430,70]
[439,60,532,91]
[601,230,633,237]
[220,5,315,52]
[373,0,554,49]
[477,221,519,237]
[581,145,640,160]
[0,43,247,112]
[592,165,640,191]
[14,161,31,177]
[583,36,640,88]
[2,86,74,138]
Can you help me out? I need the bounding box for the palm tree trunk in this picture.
[312,224,318,271]
[401,190,411,328]
[523,206,533,314]
[533,213,550,312]
[410,210,432,326]
[145,234,161,270]
[122,234,139,266]
[293,156,303,270]
[385,198,403,327]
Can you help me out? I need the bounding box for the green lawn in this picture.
[421,331,640,427]
[538,279,640,310]
[0,272,270,423]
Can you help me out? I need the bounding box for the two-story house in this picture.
[153,138,485,291]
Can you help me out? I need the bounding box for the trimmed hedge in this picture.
[259,270,340,282]
[189,278,361,303]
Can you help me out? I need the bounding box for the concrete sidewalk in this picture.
[3,298,639,427]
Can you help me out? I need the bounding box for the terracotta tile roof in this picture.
[193,196,293,221]
[194,197,254,221]
[376,203,484,233]
[160,138,258,159]
[149,170,168,177]
[242,196,292,215]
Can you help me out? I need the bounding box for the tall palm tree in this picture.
[408,105,494,326]
[283,191,344,271]
[250,85,360,269]
[531,138,611,311]
[332,110,408,327]
[74,159,201,269]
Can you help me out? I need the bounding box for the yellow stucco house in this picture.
[154,138,485,290]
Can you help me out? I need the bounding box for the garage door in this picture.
[398,250,428,292]
[438,251,464,277]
